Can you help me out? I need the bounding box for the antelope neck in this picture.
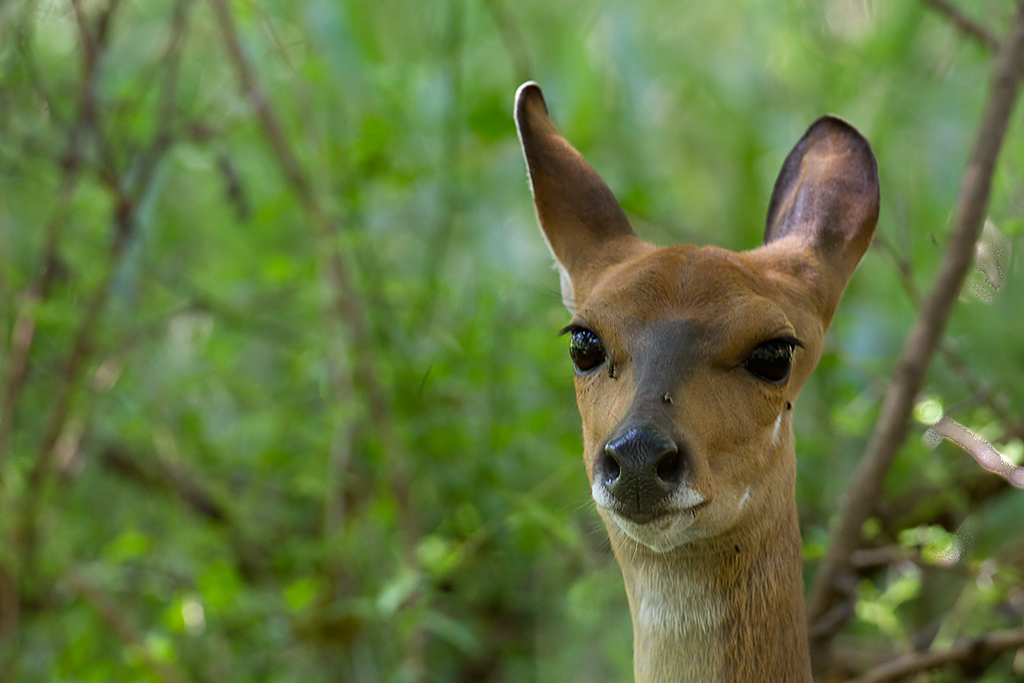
[616,497,811,683]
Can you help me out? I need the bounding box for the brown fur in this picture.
[514,82,878,682]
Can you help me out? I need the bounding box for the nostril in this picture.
[601,445,621,486]
[655,449,684,486]
[605,456,620,483]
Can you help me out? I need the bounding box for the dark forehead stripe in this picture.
[632,318,708,401]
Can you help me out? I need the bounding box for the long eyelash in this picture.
[559,323,590,337]
[777,335,804,349]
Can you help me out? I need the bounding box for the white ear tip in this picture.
[515,81,541,102]
[514,82,548,127]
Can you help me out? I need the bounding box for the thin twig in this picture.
[847,628,1024,683]
[873,470,1008,539]
[483,0,534,89]
[207,2,426,676]
[923,0,1002,53]
[16,0,190,594]
[928,416,1024,486]
[410,0,466,328]
[807,0,1024,659]
[877,236,992,412]
[0,0,124,649]
[938,345,1020,436]
[875,234,1022,450]
[0,0,112,477]
[67,573,194,683]
[207,0,417,542]
[0,566,17,641]
[206,0,363,543]
[244,1,357,535]
[99,445,269,581]
[101,446,228,523]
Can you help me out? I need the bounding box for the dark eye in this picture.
[745,338,799,384]
[569,328,606,373]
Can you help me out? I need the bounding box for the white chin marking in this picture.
[610,509,698,552]
[593,482,705,552]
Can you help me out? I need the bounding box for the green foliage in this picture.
[0,0,1022,681]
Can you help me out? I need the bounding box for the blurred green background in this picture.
[1,0,1023,681]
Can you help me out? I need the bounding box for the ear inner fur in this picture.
[764,115,879,282]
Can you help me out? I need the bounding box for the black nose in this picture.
[596,426,686,523]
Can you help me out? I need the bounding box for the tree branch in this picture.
[875,232,1022,447]
[100,446,228,524]
[207,0,418,543]
[66,573,194,683]
[808,0,1024,660]
[928,416,1024,486]
[848,628,1024,683]
[923,0,1002,53]
[483,0,534,84]
[874,231,1024,486]
[15,0,191,598]
[0,0,114,478]
[0,566,17,642]
[206,3,426,676]
[0,0,125,650]
[98,445,269,581]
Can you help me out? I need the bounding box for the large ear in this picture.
[515,82,643,310]
[765,116,879,287]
